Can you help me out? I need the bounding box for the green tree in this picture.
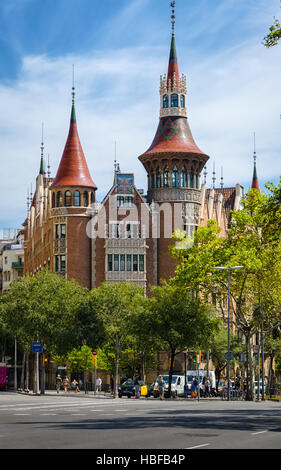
[171,188,281,400]
[0,270,86,389]
[92,282,145,397]
[148,283,219,397]
[263,1,281,48]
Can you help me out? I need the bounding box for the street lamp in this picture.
[214,265,244,401]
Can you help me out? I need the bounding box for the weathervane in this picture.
[72,64,75,104]
[253,132,256,164]
[170,1,176,35]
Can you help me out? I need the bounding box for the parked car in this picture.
[118,379,147,398]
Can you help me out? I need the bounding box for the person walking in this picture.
[191,376,198,399]
[56,374,62,394]
[62,376,70,393]
[134,374,141,399]
[96,377,102,392]
[78,378,83,391]
[157,376,165,400]
[204,377,210,397]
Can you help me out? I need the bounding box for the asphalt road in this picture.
[0,391,281,450]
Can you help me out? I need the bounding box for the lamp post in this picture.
[214,265,244,401]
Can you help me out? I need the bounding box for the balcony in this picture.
[12,261,24,269]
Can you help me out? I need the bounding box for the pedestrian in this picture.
[78,378,83,391]
[74,379,80,392]
[204,376,210,397]
[110,374,114,393]
[62,376,70,393]
[96,377,102,392]
[70,379,76,391]
[157,375,165,400]
[134,374,141,399]
[56,374,62,394]
[191,376,198,399]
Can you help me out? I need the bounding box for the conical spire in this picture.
[39,123,45,175]
[167,33,179,84]
[50,85,97,189]
[167,2,179,84]
[251,133,260,192]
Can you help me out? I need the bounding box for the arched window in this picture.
[52,192,55,208]
[181,168,187,187]
[91,192,95,204]
[180,95,185,108]
[64,190,72,207]
[171,94,178,107]
[196,173,199,189]
[151,173,155,189]
[156,169,162,188]
[163,95,169,108]
[190,171,194,188]
[73,190,80,206]
[172,165,179,187]
[163,167,169,187]
[83,191,88,207]
[57,191,62,207]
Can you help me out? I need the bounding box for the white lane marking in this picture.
[186,443,210,449]
[13,414,30,416]
[90,409,105,412]
[252,430,268,435]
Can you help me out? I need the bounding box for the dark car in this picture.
[118,379,146,398]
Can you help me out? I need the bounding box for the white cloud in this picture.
[0,33,280,228]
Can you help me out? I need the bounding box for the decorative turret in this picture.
[50,87,97,190]
[139,1,210,204]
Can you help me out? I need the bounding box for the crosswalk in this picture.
[0,397,143,418]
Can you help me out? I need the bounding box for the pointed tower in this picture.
[139,5,209,207]
[138,3,210,281]
[49,83,97,288]
[251,134,260,192]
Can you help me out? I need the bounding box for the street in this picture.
[0,392,281,449]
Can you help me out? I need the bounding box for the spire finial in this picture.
[114,141,117,172]
[47,154,51,178]
[72,64,75,104]
[220,166,224,189]
[253,131,256,164]
[40,123,45,175]
[170,1,176,36]
[203,165,207,185]
[212,161,216,189]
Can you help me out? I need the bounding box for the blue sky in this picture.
[0,0,280,231]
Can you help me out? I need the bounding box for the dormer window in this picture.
[171,94,178,107]
[180,95,185,108]
[163,95,169,108]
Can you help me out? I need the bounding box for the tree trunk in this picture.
[245,332,255,401]
[168,349,176,398]
[25,351,30,390]
[114,342,120,398]
[20,349,26,390]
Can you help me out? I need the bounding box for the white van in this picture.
[185,370,216,394]
[155,375,186,398]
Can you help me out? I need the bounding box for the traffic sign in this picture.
[32,342,43,353]
[92,350,97,356]
[224,351,234,361]
[239,353,247,362]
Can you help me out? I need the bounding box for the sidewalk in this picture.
[17,389,115,398]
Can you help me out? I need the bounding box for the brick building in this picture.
[23,27,246,293]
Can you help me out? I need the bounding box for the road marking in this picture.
[252,430,268,435]
[186,443,210,449]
